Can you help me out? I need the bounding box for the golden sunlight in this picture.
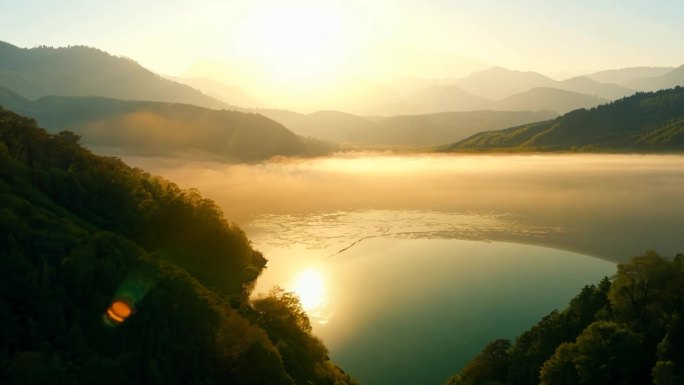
[292,268,326,311]
[234,2,352,85]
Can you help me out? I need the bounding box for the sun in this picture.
[292,268,326,311]
[234,2,353,85]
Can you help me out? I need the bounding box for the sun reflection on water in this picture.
[292,269,326,310]
[291,268,332,325]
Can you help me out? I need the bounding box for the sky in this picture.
[3,0,684,107]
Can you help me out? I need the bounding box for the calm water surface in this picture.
[247,212,615,385]
[119,153,684,384]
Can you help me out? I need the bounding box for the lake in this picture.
[248,218,615,385]
[121,153,684,384]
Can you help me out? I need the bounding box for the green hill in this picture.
[0,107,356,385]
[445,251,684,385]
[444,87,684,152]
[0,88,334,161]
[0,41,230,110]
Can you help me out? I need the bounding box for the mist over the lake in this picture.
[114,151,684,384]
[123,153,684,262]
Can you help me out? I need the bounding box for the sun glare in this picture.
[292,268,326,311]
[234,2,354,86]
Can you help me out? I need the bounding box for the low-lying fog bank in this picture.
[120,153,684,262]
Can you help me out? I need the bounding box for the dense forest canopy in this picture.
[0,107,356,384]
[445,86,684,152]
[446,251,684,385]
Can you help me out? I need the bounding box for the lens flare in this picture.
[104,300,133,326]
[103,265,158,328]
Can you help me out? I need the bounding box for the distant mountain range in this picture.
[496,87,605,114]
[585,66,674,86]
[443,87,684,152]
[374,66,684,116]
[407,86,492,113]
[453,67,560,100]
[2,40,684,153]
[0,41,231,110]
[400,84,608,115]
[627,65,684,92]
[0,87,332,161]
[258,108,557,147]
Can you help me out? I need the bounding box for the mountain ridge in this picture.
[628,65,684,91]
[0,87,333,161]
[259,107,557,147]
[496,87,606,114]
[443,86,684,152]
[0,41,232,110]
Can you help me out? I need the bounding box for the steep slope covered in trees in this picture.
[445,251,684,385]
[0,88,335,161]
[0,107,356,385]
[444,87,684,152]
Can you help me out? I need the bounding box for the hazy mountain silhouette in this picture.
[557,76,633,99]
[336,81,414,116]
[0,87,332,161]
[496,87,606,114]
[348,110,557,146]
[259,109,374,143]
[627,65,684,91]
[406,85,493,113]
[167,76,267,108]
[586,66,674,86]
[453,67,557,99]
[444,86,684,152]
[260,106,555,146]
[0,41,230,110]
[404,68,621,115]
[386,76,460,97]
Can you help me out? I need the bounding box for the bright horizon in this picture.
[3,0,684,110]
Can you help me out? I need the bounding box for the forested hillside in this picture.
[0,41,228,110]
[0,88,335,161]
[446,251,684,385]
[445,87,684,152]
[0,107,356,384]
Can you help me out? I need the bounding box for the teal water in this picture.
[251,230,615,385]
[122,153,684,383]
